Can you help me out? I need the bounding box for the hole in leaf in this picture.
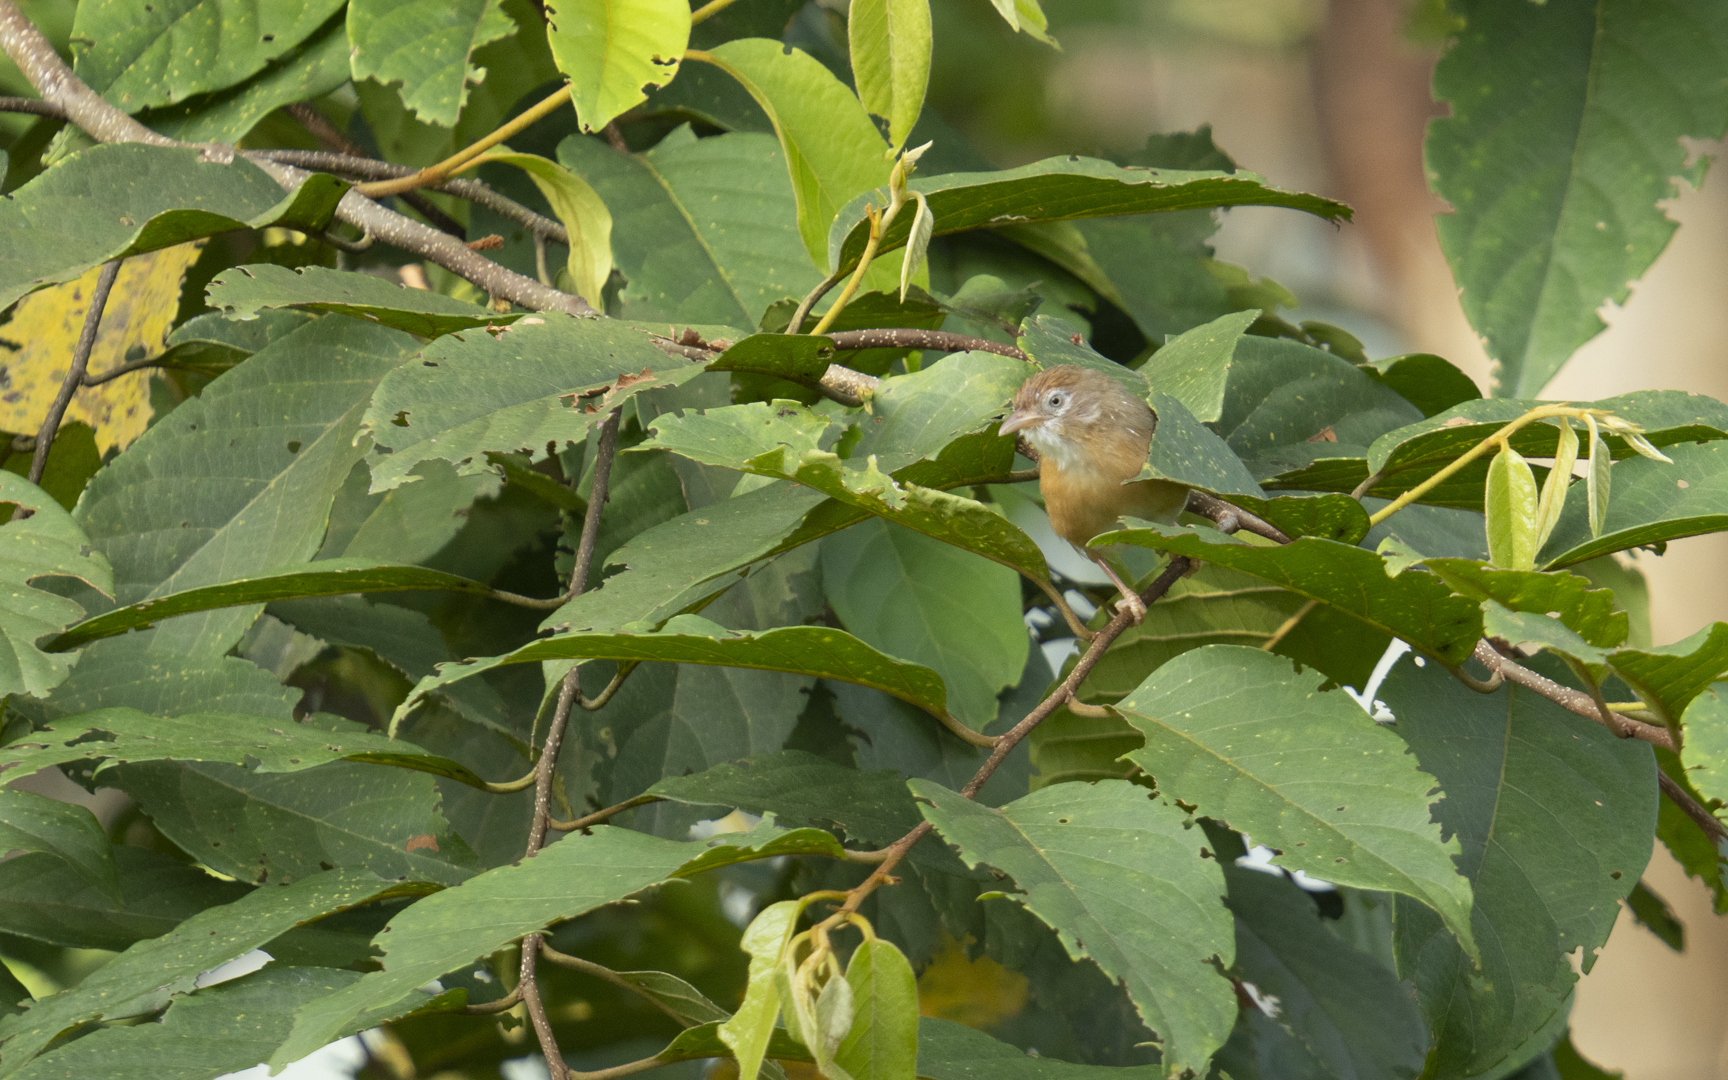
[1611,870,1622,879]
[261,33,274,41]
[286,441,301,453]
[392,411,410,427]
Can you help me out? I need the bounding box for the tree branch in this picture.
[1472,641,1676,751]
[31,259,118,484]
[253,149,570,245]
[822,329,1029,362]
[0,93,63,119]
[1657,771,1728,845]
[824,555,1194,918]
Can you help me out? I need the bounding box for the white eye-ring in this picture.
[1046,390,1067,410]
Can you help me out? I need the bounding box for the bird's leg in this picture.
[1093,557,1146,625]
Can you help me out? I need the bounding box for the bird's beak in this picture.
[999,409,1039,436]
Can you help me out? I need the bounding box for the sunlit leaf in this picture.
[547,0,692,132]
[849,0,932,151]
[348,0,518,126]
[478,151,613,308]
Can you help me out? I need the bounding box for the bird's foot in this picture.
[1113,591,1147,625]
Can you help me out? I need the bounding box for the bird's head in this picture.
[1000,365,1151,472]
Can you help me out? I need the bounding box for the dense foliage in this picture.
[0,1,1726,1078]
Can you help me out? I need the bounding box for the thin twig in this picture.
[81,354,167,387]
[1657,771,1728,845]
[1261,599,1317,652]
[1185,490,1291,545]
[787,271,845,335]
[461,984,524,1015]
[537,943,692,1026]
[1473,642,1676,751]
[822,328,1029,361]
[355,85,574,198]
[548,793,663,833]
[824,557,1194,919]
[516,409,624,1080]
[252,150,571,244]
[0,93,62,119]
[31,259,119,484]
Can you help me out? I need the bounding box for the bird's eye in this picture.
[1046,391,1066,409]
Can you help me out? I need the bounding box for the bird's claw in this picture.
[1114,592,1147,625]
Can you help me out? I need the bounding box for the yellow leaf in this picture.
[915,931,1028,1029]
[0,242,204,455]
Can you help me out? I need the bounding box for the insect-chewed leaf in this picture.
[0,472,113,701]
[361,314,699,492]
[547,0,692,132]
[1428,0,1728,398]
[205,264,514,338]
[910,779,1235,1077]
[348,0,518,126]
[850,0,932,152]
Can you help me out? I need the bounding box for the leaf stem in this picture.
[31,259,119,484]
[353,85,575,198]
[537,942,697,1026]
[1366,405,1601,528]
[810,204,890,336]
[690,0,748,24]
[547,793,664,833]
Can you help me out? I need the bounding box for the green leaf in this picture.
[398,613,957,731]
[0,868,414,1079]
[547,0,692,132]
[834,937,919,1080]
[1586,416,1612,539]
[1096,521,1482,667]
[1139,310,1257,424]
[1682,683,1728,819]
[0,706,488,788]
[1355,392,1728,510]
[361,314,698,492]
[1535,420,1579,552]
[671,815,847,876]
[1217,336,1423,482]
[1486,444,1541,570]
[480,150,614,308]
[1541,440,1728,568]
[1134,392,1265,500]
[705,334,840,389]
[317,460,501,563]
[721,899,803,1080]
[1358,353,1483,419]
[1221,856,1428,1080]
[1115,645,1477,961]
[74,318,416,655]
[914,1017,1163,1079]
[1553,1032,1627,1080]
[1608,622,1728,723]
[981,0,1052,43]
[1381,656,1656,1079]
[0,788,120,905]
[149,12,353,145]
[0,844,248,952]
[1418,558,1627,649]
[70,0,346,111]
[270,825,732,1067]
[110,753,478,886]
[849,0,932,152]
[0,144,346,310]
[0,471,113,700]
[823,517,1028,732]
[46,558,495,651]
[12,966,366,1080]
[910,779,1236,1077]
[560,128,821,328]
[647,749,924,849]
[1622,879,1685,952]
[348,0,517,126]
[703,38,892,269]
[8,633,301,727]
[205,264,515,337]
[828,156,1351,274]
[1060,209,1230,345]
[899,192,934,301]
[640,398,1051,599]
[1428,0,1728,397]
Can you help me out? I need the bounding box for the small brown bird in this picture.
[1000,365,1188,623]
